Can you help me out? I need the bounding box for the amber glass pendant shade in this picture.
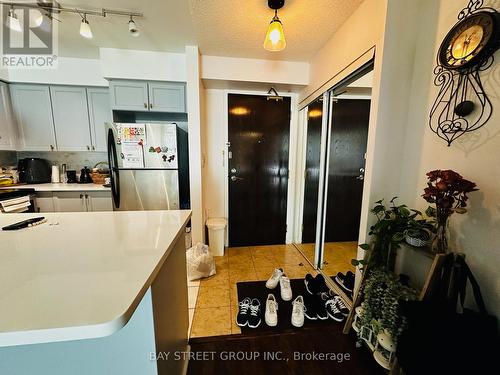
[263,13,286,52]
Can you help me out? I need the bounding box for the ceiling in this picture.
[15,0,364,61]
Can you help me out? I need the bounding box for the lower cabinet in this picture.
[37,191,112,212]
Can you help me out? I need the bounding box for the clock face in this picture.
[439,11,499,70]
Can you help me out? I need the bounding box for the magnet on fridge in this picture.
[148,146,155,153]
[161,146,168,152]
[138,139,143,146]
[162,155,167,162]
[155,147,161,153]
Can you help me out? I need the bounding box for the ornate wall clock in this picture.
[430,0,500,146]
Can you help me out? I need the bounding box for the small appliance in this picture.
[17,158,51,184]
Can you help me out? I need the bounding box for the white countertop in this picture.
[0,210,191,347]
[0,183,111,192]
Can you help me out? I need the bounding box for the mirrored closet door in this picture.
[295,62,374,301]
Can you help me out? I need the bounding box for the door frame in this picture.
[222,89,299,246]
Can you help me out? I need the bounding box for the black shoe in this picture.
[345,271,355,291]
[325,299,345,322]
[314,274,329,294]
[236,297,251,327]
[319,289,335,301]
[247,298,262,328]
[304,274,316,295]
[303,294,318,320]
[332,295,350,316]
[335,272,353,293]
[316,295,329,320]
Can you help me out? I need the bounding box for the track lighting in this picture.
[6,6,22,32]
[128,16,139,37]
[29,9,44,28]
[79,14,93,39]
[263,0,286,52]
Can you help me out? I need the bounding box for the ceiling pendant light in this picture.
[263,0,286,52]
[6,6,22,32]
[79,14,93,39]
[128,15,140,37]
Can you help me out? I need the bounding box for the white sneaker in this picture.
[265,294,278,327]
[279,274,292,301]
[266,268,283,289]
[291,295,305,327]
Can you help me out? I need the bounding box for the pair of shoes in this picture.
[325,295,350,322]
[304,274,329,295]
[304,293,329,320]
[266,268,292,301]
[265,293,307,328]
[236,297,261,328]
[334,271,355,293]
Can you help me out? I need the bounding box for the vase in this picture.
[432,214,449,253]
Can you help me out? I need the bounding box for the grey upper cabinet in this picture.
[0,82,17,151]
[148,82,186,112]
[87,88,111,152]
[109,80,149,111]
[109,80,186,113]
[50,86,92,152]
[10,84,56,151]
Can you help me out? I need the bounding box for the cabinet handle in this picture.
[50,145,54,151]
[87,145,90,151]
[149,103,153,109]
[92,145,95,151]
[144,103,147,108]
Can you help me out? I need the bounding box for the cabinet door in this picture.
[50,86,92,152]
[148,82,186,112]
[109,80,149,111]
[10,84,56,151]
[87,88,112,152]
[35,192,54,213]
[53,192,87,212]
[0,83,17,150]
[86,191,112,212]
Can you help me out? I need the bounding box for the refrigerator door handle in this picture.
[107,128,121,208]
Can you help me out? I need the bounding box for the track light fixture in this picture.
[6,5,21,32]
[128,15,139,37]
[0,2,143,39]
[79,13,93,39]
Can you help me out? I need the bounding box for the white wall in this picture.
[398,0,500,318]
[100,48,186,82]
[6,57,107,86]
[300,0,387,104]
[185,46,205,244]
[201,55,309,86]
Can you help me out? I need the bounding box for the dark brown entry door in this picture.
[324,99,370,242]
[302,98,323,243]
[228,94,291,247]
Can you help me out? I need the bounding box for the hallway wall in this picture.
[398,0,500,318]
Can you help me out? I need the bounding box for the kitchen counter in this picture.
[0,210,190,347]
[0,183,111,192]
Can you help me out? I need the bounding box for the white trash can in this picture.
[206,218,227,257]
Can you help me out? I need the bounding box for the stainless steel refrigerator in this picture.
[105,123,180,211]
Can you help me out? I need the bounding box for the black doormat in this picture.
[236,278,344,334]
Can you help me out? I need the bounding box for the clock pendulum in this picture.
[429,0,500,146]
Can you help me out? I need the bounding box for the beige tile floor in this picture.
[190,244,317,338]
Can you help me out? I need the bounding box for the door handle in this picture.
[231,176,244,181]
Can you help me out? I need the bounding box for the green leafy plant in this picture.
[358,268,418,343]
[352,197,433,271]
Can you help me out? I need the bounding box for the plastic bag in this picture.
[186,242,216,281]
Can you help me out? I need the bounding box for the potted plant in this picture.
[404,212,435,248]
[422,170,478,253]
[353,198,433,271]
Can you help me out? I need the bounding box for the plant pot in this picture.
[405,229,431,247]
